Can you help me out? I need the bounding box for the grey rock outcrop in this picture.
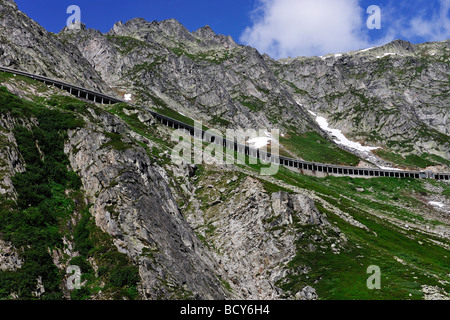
[0,113,27,200]
[295,286,318,300]
[58,17,319,136]
[64,111,228,299]
[186,175,334,299]
[0,238,22,271]
[271,192,329,226]
[274,40,450,161]
[422,285,450,300]
[0,0,111,93]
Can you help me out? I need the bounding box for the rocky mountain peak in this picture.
[154,18,193,40]
[347,39,418,58]
[107,18,151,36]
[193,25,237,49]
[381,39,416,54]
[107,20,124,35]
[125,17,152,30]
[193,25,216,39]
[107,17,194,43]
[0,0,17,9]
[60,21,87,33]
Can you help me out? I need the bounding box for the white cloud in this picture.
[240,0,376,58]
[240,0,450,59]
[402,0,450,41]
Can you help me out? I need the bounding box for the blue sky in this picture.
[14,0,450,58]
[14,0,256,40]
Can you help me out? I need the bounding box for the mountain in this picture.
[0,0,449,300]
[0,0,110,94]
[274,39,450,169]
[58,17,320,137]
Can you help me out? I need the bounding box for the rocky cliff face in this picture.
[58,18,319,135]
[274,40,450,162]
[0,0,110,93]
[56,16,449,169]
[184,174,337,300]
[0,113,26,200]
[0,238,22,271]
[64,108,228,299]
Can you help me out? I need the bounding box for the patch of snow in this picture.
[247,131,272,149]
[247,137,271,149]
[313,114,380,153]
[429,201,445,208]
[334,54,343,58]
[376,52,402,59]
[359,47,375,53]
[379,166,405,172]
[124,94,132,101]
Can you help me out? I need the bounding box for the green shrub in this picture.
[70,287,92,300]
[73,210,94,257]
[69,256,93,274]
[0,87,84,299]
[109,266,140,288]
